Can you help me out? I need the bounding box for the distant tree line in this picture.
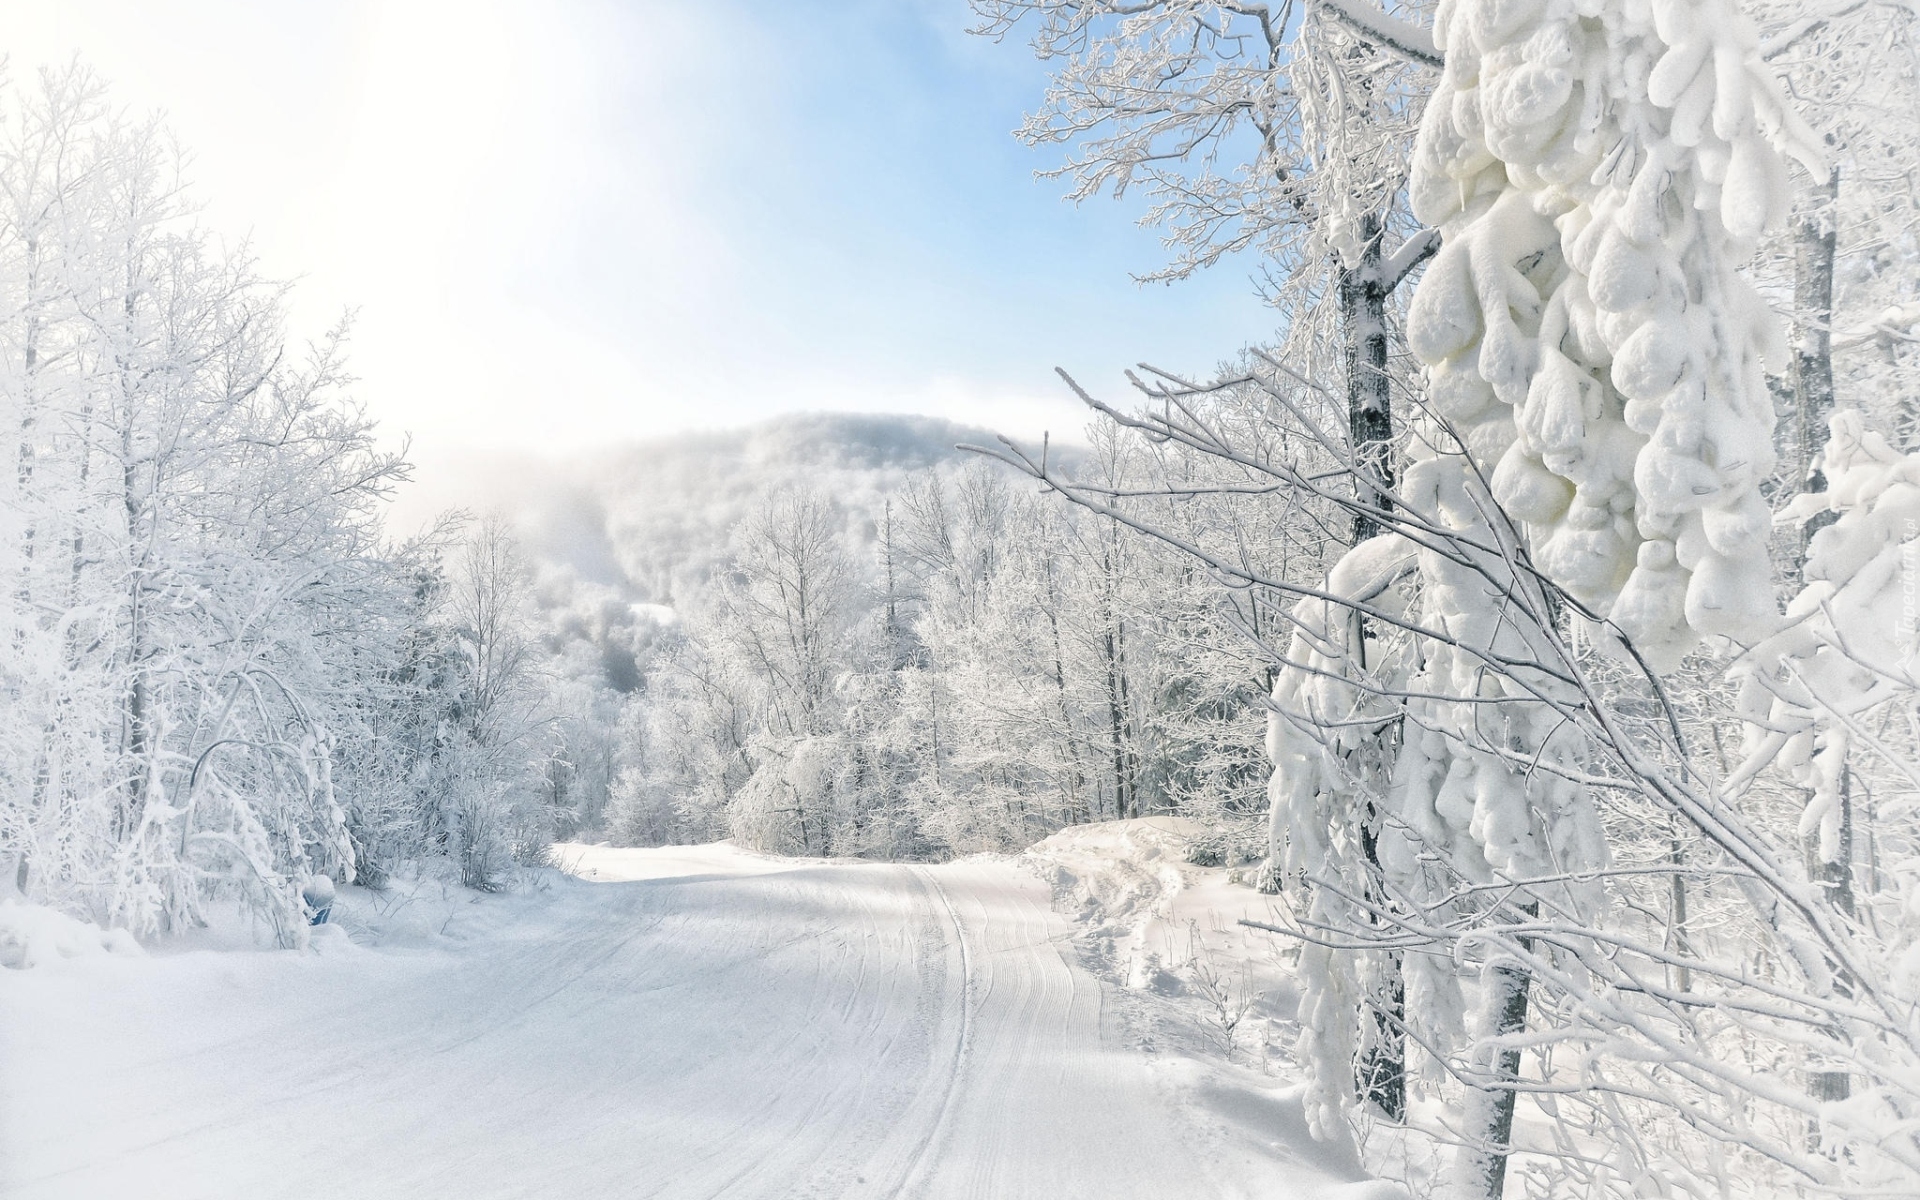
[594,416,1331,862]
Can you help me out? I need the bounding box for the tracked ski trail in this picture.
[0,844,1360,1199]
[887,865,972,1199]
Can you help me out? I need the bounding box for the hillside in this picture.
[469,411,1050,608]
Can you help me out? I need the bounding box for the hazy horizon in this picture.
[10,0,1279,509]
[386,406,1078,538]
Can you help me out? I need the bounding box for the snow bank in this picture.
[1027,818,1270,984]
[1026,817,1205,924]
[0,901,142,969]
[550,839,809,884]
[1024,819,1422,1192]
[1026,817,1295,1030]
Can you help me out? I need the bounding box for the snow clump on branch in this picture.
[1405,0,1824,669]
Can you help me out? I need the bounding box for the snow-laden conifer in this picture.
[1407,0,1822,668]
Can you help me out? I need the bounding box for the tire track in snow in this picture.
[884,865,973,1200]
[692,867,895,1200]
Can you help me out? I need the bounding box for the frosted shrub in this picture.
[451,787,516,894]
[605,766,682,848]
[727,759,809,857]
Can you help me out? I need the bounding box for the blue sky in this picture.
[10,0,1279,464]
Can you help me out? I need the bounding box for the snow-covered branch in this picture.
[1314,0,1443,67]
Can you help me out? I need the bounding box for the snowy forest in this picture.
[7,0,1920,1195]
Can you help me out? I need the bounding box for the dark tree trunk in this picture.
[1341,213,1394,543]
[1338,212,1424,1118]
[1807,770,1856,1131]
[1455,908,1536,1200]
[1796,168,1841,550]
[1356,814,1406,1122]
[1791,167,1855,1128]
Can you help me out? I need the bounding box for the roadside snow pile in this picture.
[1024,818,1419,1195]
[1026,818,1294,1042]
[320,861,577,951]
[1030,818,1212,985]
[550,839,797,883]
[0,901,142,969]
[0,859,579,968]
[1026,817,1202,970]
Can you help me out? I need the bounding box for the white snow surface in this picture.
[1,834,1397,1199]
[0,899,143,970]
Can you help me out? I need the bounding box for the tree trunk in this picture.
[1357,814,1407,1122]
[1807,768,1855,1130]
[1353,608,1406,1120]
[1104,615,1132,820]
[1667,825,1694,994]
[1042,568,1087,825]
[1453,910,1536,1200]
[1795,168,1841,557]
[1341,211,1411,1116]
[1791,166,1855,1132]
[120,452,150,845]
[882,499,901,661]
[1100,544,1137,820]
[1342,213,1394,543]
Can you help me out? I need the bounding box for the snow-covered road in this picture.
[2,844,1381,1199]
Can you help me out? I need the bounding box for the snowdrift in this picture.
[0,901,142,969]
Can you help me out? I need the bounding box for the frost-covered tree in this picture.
[0,67,583,933]
[1369,0,1814,1186]
[591,437,1309,863]
[1408,0,1822,666]
[987,369,1920,1198]
[0,67,410,939]
[432,517,556,887]
[893,459,1140,849]
[1751,0,1920,470]
[970,0,1437,286]
[710,486,860,854]
[972,0,1446,539]
[1736,407,1920,1122]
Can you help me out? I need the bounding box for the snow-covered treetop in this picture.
[1405,0,1825,671]
[971,0,1434,291]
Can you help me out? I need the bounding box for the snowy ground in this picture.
[1,825,1401,1199]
